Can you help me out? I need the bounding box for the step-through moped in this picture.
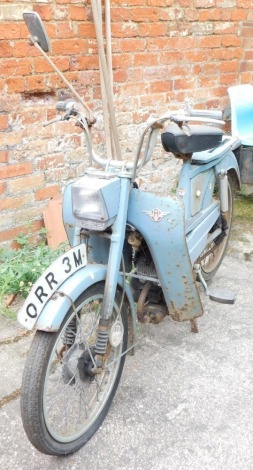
[18,12,240,456]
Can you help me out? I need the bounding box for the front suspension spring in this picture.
[63,316,77,346]
[94,327,109,355]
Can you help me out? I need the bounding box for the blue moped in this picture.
[18,12,240,456]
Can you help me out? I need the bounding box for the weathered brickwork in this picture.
[0,0,252,245]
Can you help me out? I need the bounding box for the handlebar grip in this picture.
[55,98,77,111]
[55,101,66,111]
[189,108,223,120]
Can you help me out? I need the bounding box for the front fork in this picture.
[94,177,131,363]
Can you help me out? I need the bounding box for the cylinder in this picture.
[219,171,228,213]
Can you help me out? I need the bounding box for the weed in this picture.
[238,185,248,197]
[0,229,67,306]
[0,305,16,321]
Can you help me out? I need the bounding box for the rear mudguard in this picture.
[215,152,240,187]
[35,263,136,348]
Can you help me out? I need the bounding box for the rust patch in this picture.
[65,223,75,229]
[37,326,58,332]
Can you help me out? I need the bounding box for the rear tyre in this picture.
[198,174,235,282]
[20,282,128,455]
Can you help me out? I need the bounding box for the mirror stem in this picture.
[31,37,95,124]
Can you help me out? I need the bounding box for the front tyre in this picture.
[20,282,128,456]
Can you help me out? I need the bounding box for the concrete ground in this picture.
[0,207,253,470]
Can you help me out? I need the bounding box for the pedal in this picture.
[193,263,236,305]
[208,288,236,305]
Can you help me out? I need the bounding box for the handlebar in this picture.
[89,111,226,174]
[48,101,228,176]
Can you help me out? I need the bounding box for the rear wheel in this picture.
[20,282,128,455]
[198,174,235,281]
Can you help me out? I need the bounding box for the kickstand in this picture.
[190,319,199,333]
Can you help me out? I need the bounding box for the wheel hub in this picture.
[62,344,95,385]
[78,348,96,381]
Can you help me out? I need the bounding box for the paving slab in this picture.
[0,335,34,401]
[0,315,23,342]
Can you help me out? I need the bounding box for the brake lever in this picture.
[43,109,75,127]
[43,116,64,127]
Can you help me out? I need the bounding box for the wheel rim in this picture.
[200,181,233,275]
[43,294,123,443]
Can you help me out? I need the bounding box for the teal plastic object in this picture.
[228,84,253,145]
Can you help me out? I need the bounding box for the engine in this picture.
[127,230,168,324]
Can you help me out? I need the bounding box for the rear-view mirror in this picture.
[23,11,51,52]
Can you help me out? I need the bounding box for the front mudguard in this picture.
[35,264,136,349]
[128,189,203,322]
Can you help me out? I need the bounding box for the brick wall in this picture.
[240,20,253,79]
[0,0,252,246]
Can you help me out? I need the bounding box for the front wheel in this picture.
[20,282,128,456]
[198,174,235,281]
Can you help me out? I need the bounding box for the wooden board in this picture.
[43,194,68,248]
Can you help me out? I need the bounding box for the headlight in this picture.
[72,175,121,230]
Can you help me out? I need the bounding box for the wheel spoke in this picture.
[45,369,79,412]
[75,311,97,370]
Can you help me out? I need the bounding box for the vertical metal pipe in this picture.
[105,0,113,94]
[105,0,116,159]
[91,0,122,160]
[96,0,112,160]
[100,177,131,319]
[219,170,228,213]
